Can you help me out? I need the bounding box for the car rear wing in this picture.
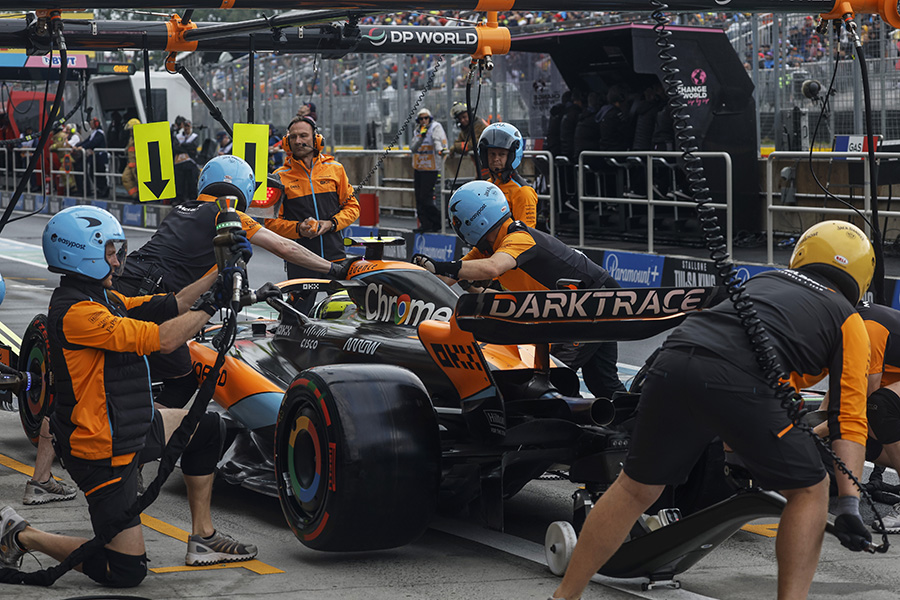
[455,286,723,345]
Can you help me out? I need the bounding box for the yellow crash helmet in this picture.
[125,118,141,131]
[789,220,875,303]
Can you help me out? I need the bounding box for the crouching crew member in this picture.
[0,206,257,586]
[265,115,360,279]
[115,155,345,408]
[413,180,625,401]
[551,220,875,600]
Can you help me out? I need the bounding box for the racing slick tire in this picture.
[275,364,440,551]
[17,314,53,446]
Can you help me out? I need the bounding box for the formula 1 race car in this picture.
[183,237,731,552]
[14,237,749,569]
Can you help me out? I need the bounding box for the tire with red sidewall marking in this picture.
[17,314,53,446]
[275,364,439,551]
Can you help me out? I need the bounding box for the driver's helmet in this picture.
[43,205,127,282]
[478,122,524,176]
[450,101,468,121]
[448,180,510,247]
[313,291,354,319]
[197,155,256,212]
[125,118,141,131]
[789,220,875,303]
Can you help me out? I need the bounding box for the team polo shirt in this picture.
[122,194,261,293]
[489,173,537,228]
[664,269,870,446]
[463,219,612,291]
[858,302,900,386]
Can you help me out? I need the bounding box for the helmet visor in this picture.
[107,240,128,278]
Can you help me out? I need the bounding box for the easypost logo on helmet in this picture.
[49,233,86,250]
[466,203,488,226]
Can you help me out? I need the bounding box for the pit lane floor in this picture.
[1,217,899,599]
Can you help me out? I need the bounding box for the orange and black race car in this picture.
[181,236,726,552]
[13,236,729,556]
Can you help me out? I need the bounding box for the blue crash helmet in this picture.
[43,205,127,282]
[0,272,5,306]
[478,122,524,177]
[448,180,510,247]
[197,154,257,212]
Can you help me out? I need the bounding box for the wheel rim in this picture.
[284,400,328,524]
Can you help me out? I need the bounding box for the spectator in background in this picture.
[559,90,583,160]
[215,130,232,156]
[597,85,631,151]
[410,107,449,233]
[448,101,488,165]
[573,91,602,158]
[630,81,666,151]
[297,101,317,121]
[75,117,109,198]
[122,118,141,200]
[173,120,200,205]
[545,90,569,157]
[268,124,284,172]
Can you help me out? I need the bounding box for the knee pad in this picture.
[82,548,147,588]
[868,387,900,445]
[181,412,226,476]
[866,437,884,463]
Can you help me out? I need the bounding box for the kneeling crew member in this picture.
[115,155,346,408]
[0,206,257,586]
[478,122,537,227]
[551,220,875,600]
[413,180,625,401]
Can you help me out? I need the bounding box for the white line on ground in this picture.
[430,517,719,600]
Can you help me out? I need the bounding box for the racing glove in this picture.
[327,256,363,280]
[191,276,230,316]
[229,232,253,265]
[412,253,462,279]
[833,511,872,552]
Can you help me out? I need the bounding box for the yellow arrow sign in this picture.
[134,121,175,202]
[231,123,269,203]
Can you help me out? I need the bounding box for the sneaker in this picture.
[0,506,29,568]
[185,530,258,566]
[23,477,78,505]
[872,502,900,533]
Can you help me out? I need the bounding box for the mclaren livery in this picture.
[178,238,724,553]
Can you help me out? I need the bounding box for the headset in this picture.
[286,115,324,156]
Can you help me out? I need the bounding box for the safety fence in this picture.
[765,150,900,264]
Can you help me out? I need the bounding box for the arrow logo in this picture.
[245,142,263,193]
[143,141,170,199]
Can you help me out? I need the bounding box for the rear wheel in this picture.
[17,314,53,446]
[275,364,439,551]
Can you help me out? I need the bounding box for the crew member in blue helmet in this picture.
[0,206,257,585]
[478,122,537,228]
[115,155,352,409]
[413,180,625,401]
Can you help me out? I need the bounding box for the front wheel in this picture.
[275,364,440,551]
[18,314,53,446]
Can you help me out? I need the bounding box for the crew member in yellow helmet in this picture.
[552,220,875,600]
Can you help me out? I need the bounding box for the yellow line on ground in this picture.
[742,523,779,538]
[140,512,283,574]
[0,320,23,347]
[0,452,35,478]
[0,452,283,575]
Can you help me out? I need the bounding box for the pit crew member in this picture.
[478,122,537,227]
[115,155,347,409]
[265,115,360,279]
[449,101,487,163]
[413,180,625,401]
[551,220,875,600]
[1,206,257,585]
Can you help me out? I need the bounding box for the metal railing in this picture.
[765,150,900,264]
[577,150,733,256]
